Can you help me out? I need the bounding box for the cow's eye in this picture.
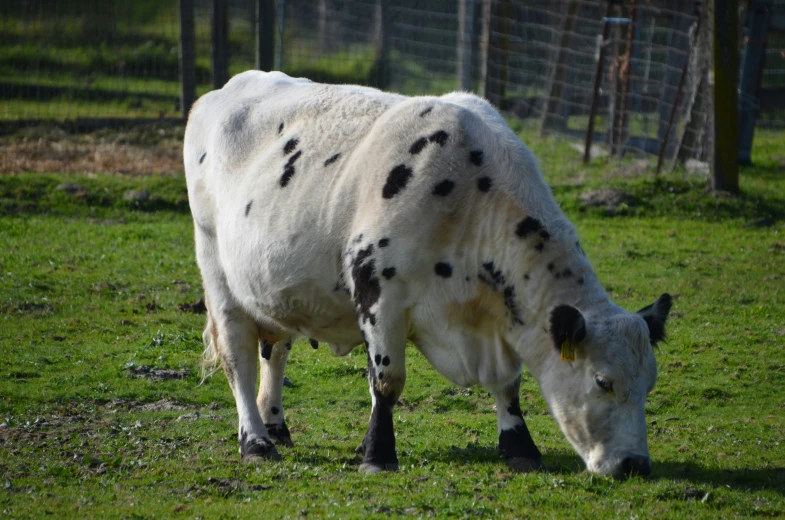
[595,376,613,394]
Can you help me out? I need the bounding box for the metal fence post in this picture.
[370,0,390,89]
[256,0,275,71]
[179,0,196,118]
[738,0,773,165]
[457,0,475,91]
[584,2,613,163]
[713,0,739,192]
[212,0,229,89]
[540,1,580,134]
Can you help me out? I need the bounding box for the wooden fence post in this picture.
[179,0,196,118]
[738,0,773,165]
[370,0,390,89]
[540,0,580,134]
[457,0,475,91]
[211,0,229,89]
[256,0,275,71]
[713,0,739,192]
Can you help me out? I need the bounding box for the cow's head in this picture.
[538,293,671,479]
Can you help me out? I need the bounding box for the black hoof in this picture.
[505,456,547,473]
[241,438,281,463]
[266,422,294,447]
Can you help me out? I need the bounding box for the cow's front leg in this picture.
[492,375,546,472]
[356,302,406,474]
[207,307,281,464]
[257,339,293,447]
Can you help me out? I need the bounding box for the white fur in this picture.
[184,71,660,475]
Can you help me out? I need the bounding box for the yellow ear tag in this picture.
[560,339,576,362]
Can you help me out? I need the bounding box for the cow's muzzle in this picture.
[611,454,651,480]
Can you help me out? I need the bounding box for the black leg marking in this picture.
[199,152,207,164]
[516,216,543,239]
[245,200,253,217]
[352,245,380,326]
[378,237,390,248]
[265,421,292,447]
[477,176,492,192]
[428,130,449,146]
[470,150,484,166]
[434,262,453,278]
[324,153,341,166]
[382,164,413,199]
[409,137,428,155]
[309,338,319,349]
[432,179,455,196]
[271,406,280,415]
[382,267,396,280]
[419,106,433,117]
[261,341,272,360]
[283,138,299,155]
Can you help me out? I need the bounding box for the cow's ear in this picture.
[550,305,586,362]
[637,293,672,347]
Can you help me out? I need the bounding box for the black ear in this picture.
[550,305,586,352]
[637,293,672,346]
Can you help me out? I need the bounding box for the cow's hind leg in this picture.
[197,231,279,463]
[356,297,406,473]
[257,339,293,447]
[492,375,546,472]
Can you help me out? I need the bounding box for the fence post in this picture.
[370,0,390,89]
[256,0,275,71]
[713,0,739,192]
[540,0,580,134]
[584,2,613,163]
[211,0,229,89]
[480,0,492,99]
[457,0,475,91]
[275,0,285,70]
[179,0,196,118]
[738,0,773,165]
[657,2,693,148]
[482,0,509,109]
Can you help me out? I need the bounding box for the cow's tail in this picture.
[199,309,222,384]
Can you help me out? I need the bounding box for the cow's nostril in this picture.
[620,455,652,477]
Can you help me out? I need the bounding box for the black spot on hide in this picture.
[378,372,384,379]
[428,130,449,147]
[539,230,550,241]
[432,180,455,196]
[353,234,364,244]
[434,262,453,278]
[378,238,390,248]
[375,354,382,366]
[382,164,413,199]
[199,152,207,164]
[419,106,433,117]
[409,137,428,155]
[245,200,253,216]
[547,263,555,271]
[561,268,573,278]
[324,153,341,166]
[278,122,284,134]
[283,138,299,155]
[535,242,545,252]
[382,267,396,280]
[516,217,543,239]
[279,150,302,187]
[271,406,280,415]
[352,245,381,326]
[477,176,492,192]
[382,356,390,366]
[261,341,272,360]
[470,150,484,166]
[577,276,585,285]
[482,261,505,287]
[503,285,524,325]
[309,338,319,349]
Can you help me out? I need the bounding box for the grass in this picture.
[0,128,784,518]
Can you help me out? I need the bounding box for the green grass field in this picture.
[0,129,783,518]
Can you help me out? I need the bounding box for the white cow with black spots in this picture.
[184,71,672,479]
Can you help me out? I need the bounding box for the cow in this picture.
[184,71,672,480]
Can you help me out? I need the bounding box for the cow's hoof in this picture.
[241,438,281,464]
[505,456,546,473]
[266,423,294,447]
[359,461,399,474]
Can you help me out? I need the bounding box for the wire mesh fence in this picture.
[1,0,783,174]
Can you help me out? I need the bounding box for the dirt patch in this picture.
[579,188,638,213]
[178,298,206,314]
[0,125,184,175]
[123,363,189,382]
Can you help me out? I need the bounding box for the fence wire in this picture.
[1,0,783,174]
